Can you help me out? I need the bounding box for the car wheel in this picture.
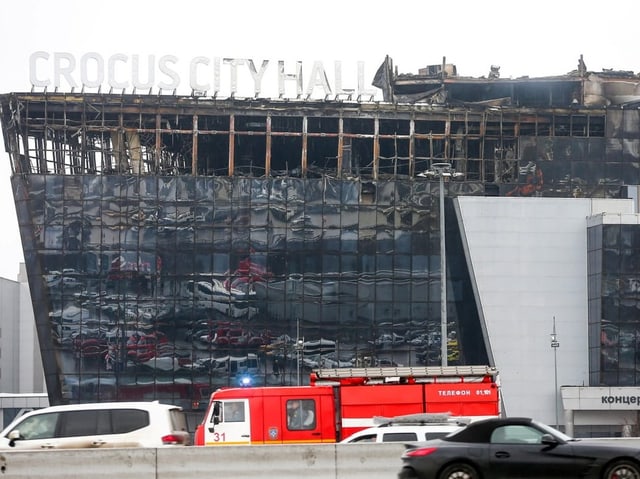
[438,463,479,479]
[603,460,640,479]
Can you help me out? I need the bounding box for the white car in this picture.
[0,401,191,449]
[340,413,471,444]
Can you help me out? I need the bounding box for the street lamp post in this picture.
[296,318,304,386]
[438,170,447,368]
[296,339,303,385]
[550,316,560,428]
[419,163,463,368]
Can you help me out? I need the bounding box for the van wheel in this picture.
[603,460,640,479]
[438,463,479,479]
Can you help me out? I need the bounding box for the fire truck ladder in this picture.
[311,365,498,384]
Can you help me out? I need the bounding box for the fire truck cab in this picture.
[195,365,499,446]
[198,385,337,445]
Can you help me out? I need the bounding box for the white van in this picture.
[0,401,191,449]
[340,413,471,444]
[340,423,463,443]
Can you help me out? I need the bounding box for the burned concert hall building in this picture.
[2,55,640,432]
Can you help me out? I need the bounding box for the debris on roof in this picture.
[373,54,640,107]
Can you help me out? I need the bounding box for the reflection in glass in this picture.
[25,176,487,407]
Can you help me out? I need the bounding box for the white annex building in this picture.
[0,263,47,429]
[458,195,640,436]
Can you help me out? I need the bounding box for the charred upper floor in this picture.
[1,56,639,195]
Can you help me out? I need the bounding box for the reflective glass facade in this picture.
[17,174,482,408]
[589,223,640,386]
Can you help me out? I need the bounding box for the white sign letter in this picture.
[224,58,246,96]
[305,61,331,96]
[189,56,210,92]
[132,54,155,90]
[29,51,50,88]
[80,52,104,88]
[54,52,78,89]
[158,55,180,90]
[278,60,303,97]
[246,59,269,97]
[357,61,376,97]
[108,54,129,90]
[334,61,354,96]
[212,57,221,96]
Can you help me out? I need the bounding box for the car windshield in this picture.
[531,419,574,441]
[445,418,575,444]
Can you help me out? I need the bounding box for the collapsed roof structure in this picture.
[374,54,640,107]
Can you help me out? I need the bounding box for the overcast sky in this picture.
[0,0,639,280]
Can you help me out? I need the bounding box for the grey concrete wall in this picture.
[0,444,407,479]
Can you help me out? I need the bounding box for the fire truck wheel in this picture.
[438,463,479,479]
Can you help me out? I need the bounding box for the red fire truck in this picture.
[194,365,500,446]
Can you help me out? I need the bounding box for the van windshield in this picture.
[12,413,60,440]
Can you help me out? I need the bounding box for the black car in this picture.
[398,416,640,479]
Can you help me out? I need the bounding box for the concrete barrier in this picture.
[5,439,639,478]
[0,443,407,479]
[0,448,157,479]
